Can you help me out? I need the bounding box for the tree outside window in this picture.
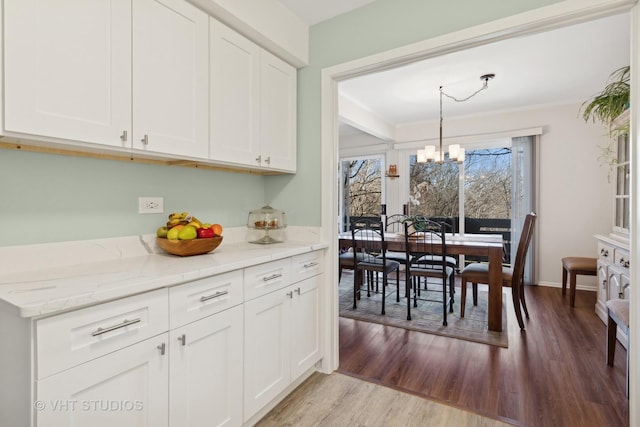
[341,159,382,230]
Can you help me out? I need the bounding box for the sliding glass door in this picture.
[407,137,535,278]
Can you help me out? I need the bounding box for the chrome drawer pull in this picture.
[92,318,141,336]
[178,334,186,346]
[157,342,166,356]
[303,262,318,269]
[263,273,282,282]
[295,287,301,295]
[200,290,229,302]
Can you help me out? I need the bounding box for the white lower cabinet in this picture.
[290,275,322,379]
[169,305,243,427]
[36,334,170,427]
[1,250,323,426]
[243,273,321,421]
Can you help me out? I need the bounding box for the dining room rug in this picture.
[339,271,509,348]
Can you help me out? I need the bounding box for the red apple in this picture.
[197,227,215,238]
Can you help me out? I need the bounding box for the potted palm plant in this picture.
[581,65,630,135]
[580,65,630,174]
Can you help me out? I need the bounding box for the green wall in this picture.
[266,0,561,225]
[2,0,560,246]
[0,149,264,246]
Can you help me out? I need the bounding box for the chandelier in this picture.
[417,73,495,164]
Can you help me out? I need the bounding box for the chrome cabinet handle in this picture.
[141,134,149,145]
[263,273,282,282]
[120,130,127,142]
[295,287,301,295]
[264,156,271,165]
[287,291,293,298]
[92,318,141,336]
[157,342,166,355]
[255,155,261,164]
[178,334,186,346]
[303,262,318,269]
[200,290,228,302]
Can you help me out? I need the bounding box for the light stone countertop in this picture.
[0,227,328,318]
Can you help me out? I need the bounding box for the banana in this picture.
[167,218,187,227]
[189,216,203,227]
[168,212,182,221]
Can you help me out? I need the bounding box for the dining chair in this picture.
[384,214,410,263]
[459,212,537,329]
[403,218,454,325]
[351,218,401,315]
[413,216,458,293]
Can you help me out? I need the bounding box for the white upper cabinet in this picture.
[209,19,261,167]
[210,19,297,172]
[133,0,209,158]
[260,50,297,171]
[3,0,296,172]
[4,0,132,147]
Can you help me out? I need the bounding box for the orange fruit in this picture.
[212,223,223,236]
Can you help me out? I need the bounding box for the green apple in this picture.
[167,225,183,240]
[156,226,169,238]
[178,225,197,240]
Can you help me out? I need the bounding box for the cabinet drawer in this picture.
[169,270,243,328]
[613,248,630,270]
[36,289,168,379]
[244,258,291,301]
[597,242,614,263]
[291,251,324,283]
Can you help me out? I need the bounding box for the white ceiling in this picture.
[275,1,630,141]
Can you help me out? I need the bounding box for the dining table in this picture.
[338,231,506,332]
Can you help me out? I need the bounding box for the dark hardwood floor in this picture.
[338,274,629,427]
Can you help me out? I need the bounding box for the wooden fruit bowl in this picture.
[156,236,223,257]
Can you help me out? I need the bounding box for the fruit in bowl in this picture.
[156,212,223,256]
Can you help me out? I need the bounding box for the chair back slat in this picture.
[510,212,537,290]
[350,218,386,265]
[385,214,408,233]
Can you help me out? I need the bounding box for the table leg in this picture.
[487,246,503,332]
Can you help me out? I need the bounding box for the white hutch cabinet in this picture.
[594,110,630,346]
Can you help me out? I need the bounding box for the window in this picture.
[407,138,534,277]
[339,156,384,232]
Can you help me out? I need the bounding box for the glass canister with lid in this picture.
[247,204,287,244]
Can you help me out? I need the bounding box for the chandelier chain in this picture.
[440,79,490,103]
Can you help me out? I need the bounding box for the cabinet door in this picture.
[209,19,261,167]
[260,50,297,172]
[170,306,242,427]
[4,0,131,147]
[607,270,621,301]
[597,261,608,305]
[290,274,322,379]
[133,0,208,158]
[243,289,291,421]
[37,334,169,427]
